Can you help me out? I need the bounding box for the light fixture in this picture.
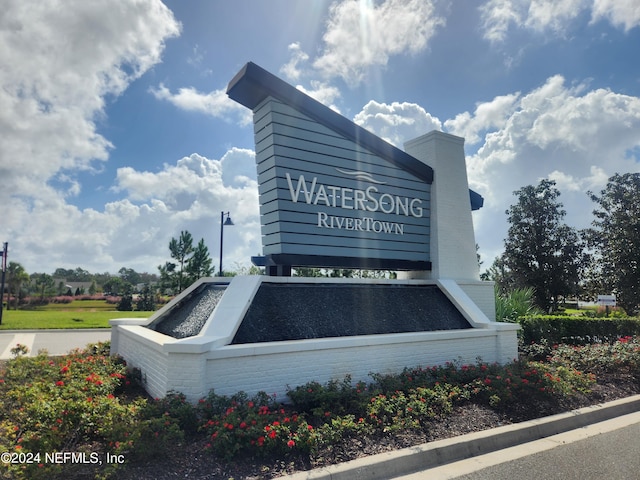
[219,212,234,276]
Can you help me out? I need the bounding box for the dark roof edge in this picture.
[470,189,484,211]
[227,62,434,184]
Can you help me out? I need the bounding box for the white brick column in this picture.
[404,131,480,281]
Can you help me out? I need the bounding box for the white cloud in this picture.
[353,101,442,146]
[0,0,180,197]
[280,42,310,81]
[464,75,640,268]
[112,150,261,272]
[591,0,640,31]
[547,166,609,193]
[277,0,446,115]
[5,148,261,275]
[295,81,343,113]
[480,0,640,42]
[525,0,587,32]
[313,0,446,84]
[149,84,252,125]
[0,0,187,274]
[114,151,258,217]
[444,93,520,144]
[479,0,523,43]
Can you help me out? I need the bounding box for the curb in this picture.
[280,394,640,480]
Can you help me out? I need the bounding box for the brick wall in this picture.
[113,324,518,403]
[111,276,518,403]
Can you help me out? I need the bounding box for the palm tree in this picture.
[7,262,29,309]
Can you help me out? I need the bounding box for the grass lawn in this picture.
[0,303,151,330]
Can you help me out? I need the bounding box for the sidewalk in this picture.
[0,329,111,359]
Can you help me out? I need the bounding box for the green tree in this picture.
[52,267,74,279]
[233,264,265,276]
[118,267,141,287]
[583,173,640,315]
[32,273,55,302]
[159,231,213,293]
[502,179,581,311]
[186,239,214,282]
[158,261,177,294]
[56,280,66,295]
[138,271,159,284]
[482,254,516,293]
[116,283,133,311]
[293,267,325,277]
[169,231,194,293]
[136,284,157,311]
[93,272,113,292]
[7,262,29,309]
[103,277,125,296]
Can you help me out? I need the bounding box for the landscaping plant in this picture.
[0,337,639,478]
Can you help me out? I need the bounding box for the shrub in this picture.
[0,345,185,479]
[546,336,640,376]
[116,295,133,311]
[366,384,458,432]
[496,287,539,322]
[141,392,199,435]
[51,296,74,304]
[197,391,316,460]
[519,315,640,345]
[77,295,108,301]
[287,375,371,419]
[0,336,636,472]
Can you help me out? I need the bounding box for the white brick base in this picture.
[110,277,519,403]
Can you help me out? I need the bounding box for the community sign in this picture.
[228,62,479,273]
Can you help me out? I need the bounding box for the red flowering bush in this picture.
[546,336,640,375]
[0,342,174,479]
[197,391,316,459]
[1,336,638,474]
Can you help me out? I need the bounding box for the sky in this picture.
[2,0,640,277]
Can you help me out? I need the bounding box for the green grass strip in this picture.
[0,310,150,330]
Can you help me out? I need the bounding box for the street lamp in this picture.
[219,212,234,276]
[0,242,7,325]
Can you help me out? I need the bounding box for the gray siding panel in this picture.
[252,97,431,265]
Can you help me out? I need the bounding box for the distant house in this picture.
[135,282,158,293]
[53,279,94,296]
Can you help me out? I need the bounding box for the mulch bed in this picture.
[115,370,640,480]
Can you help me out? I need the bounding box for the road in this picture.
[394,411,640,480]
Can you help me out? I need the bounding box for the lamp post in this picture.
[0,242,7,325]
[219,212,234,276]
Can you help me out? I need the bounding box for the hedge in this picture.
[518,315,640,345]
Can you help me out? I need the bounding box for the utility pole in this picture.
[0,242,7,325]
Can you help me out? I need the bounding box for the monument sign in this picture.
[228,62,438,273]
[109,62,517,405]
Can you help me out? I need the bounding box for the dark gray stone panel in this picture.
[232,283,471,344]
